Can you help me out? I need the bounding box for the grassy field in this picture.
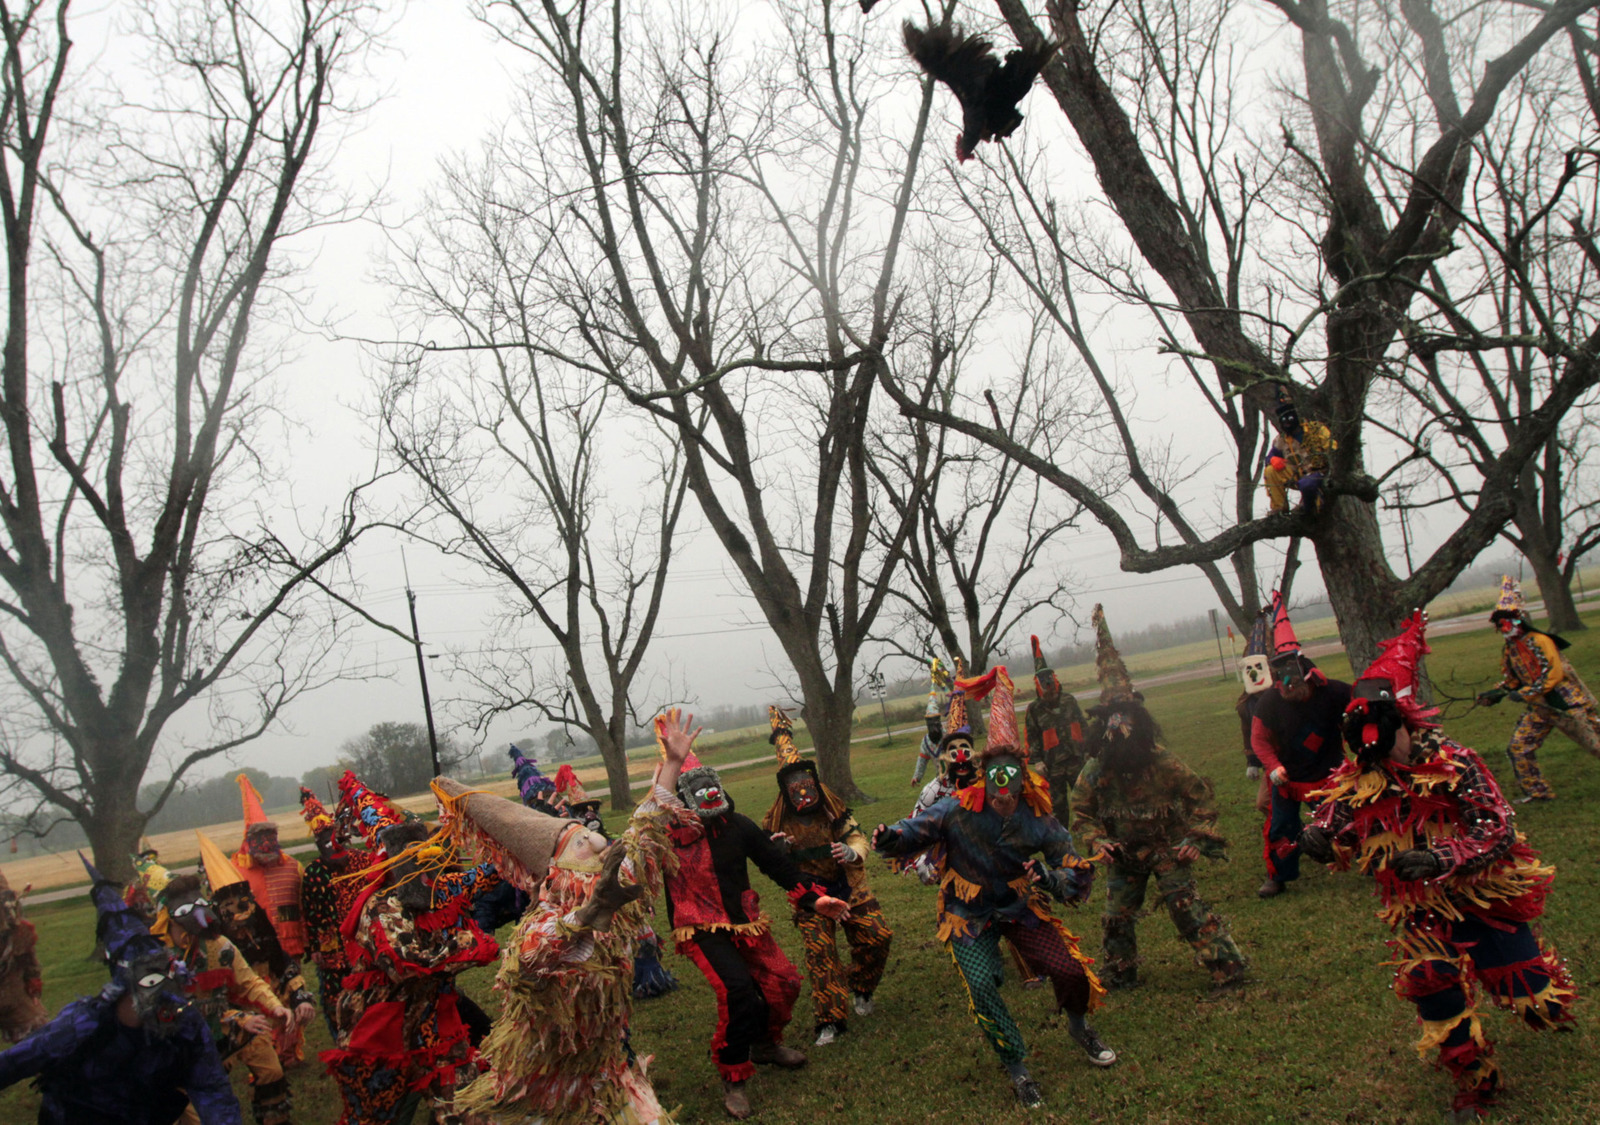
[5,615,1600,1122]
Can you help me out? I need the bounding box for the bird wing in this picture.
[903,21,1000,105]
[991,42,1058,106]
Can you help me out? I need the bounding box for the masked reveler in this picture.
[1024,636,1089,797]
[321,812,501,1125]
[0,857,242,1125]
[440,710,703,1125]
[0,868,46,1043]
[509,745,564,817]
[657,733,850,1119]
[1263,387,1335,514]
[152,862,297,1125]
[298,785,377,1038]
[761,706,892,1048]
[1236,605,1273,786]
[1476,575,1600,801]
[1070,605,1246,992]
[195,830,316,1068]
[1250,593,1351,898]
[911,656,953,785]
[1300,611,1576,1122]
[873,666,1112,1110]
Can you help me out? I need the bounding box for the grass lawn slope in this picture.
[4,615,1598,1122]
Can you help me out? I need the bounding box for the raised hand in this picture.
[814,895,851,921]
[656,708,701,766]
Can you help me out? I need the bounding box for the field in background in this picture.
[3,610,1598,1122]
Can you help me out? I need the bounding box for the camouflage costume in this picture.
[1071,746,1245,987]
[1025,636,1089,799]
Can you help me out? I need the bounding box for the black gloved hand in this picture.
[1391,848,1446,882]
[871,823,900,853]
[571,842,644,933]
[1476,688,1507,706]
[1299,824,1335,864]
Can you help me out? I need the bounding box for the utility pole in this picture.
[402,549,442,778]
[1209,608,1228,681]
[871,672,893,741]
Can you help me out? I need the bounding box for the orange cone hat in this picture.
[237,774,270,829]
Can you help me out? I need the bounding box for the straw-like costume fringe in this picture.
[670,916,770,947]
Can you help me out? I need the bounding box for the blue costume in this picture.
[0,857,240,1125]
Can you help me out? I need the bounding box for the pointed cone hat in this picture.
[195,830,248,895]
[552,763,589,804]
[958,666,1020,758]
[1031,636,1059,693]
[337,770,408,846]
[433,776,571,893]
[940,657,972,748]
[1350,609,1439,729]
[1271,591,1301,657]
[132,853,173,901]
[1092,604,1138,704]
[768,705,802,767]
[1244,603,1272,658]
[924,655,949,722]
[237,774,270,829]
[1493,575,1525,618]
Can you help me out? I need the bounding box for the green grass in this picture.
[7,616,1600,1122]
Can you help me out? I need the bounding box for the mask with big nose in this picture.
[984,753,1025,816]
[677,766,731,821]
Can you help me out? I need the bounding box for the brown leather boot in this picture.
[749,1041,808,1068]
[722,1080,752,1119]
[1257,878,1286,898]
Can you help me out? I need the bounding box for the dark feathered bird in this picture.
[903,21,1057,162]
[859,0,883,11]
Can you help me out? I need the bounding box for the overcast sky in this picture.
[136,0,1456,787]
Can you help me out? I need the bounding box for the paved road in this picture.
[25,595,1591,908]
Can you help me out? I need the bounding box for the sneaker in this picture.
[1516,794,1553,804]
[1257,878,1287,898]
[722,1080,751,1120]
[852,992,874,1017]
[1022,975,1046,990]
[814,1024,838,1047]
[1012,1073,1045,1108]
[1068,1024,1118,1067]
[749,1042,807,1068]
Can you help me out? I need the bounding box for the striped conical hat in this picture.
[1092,604,1138,704]
[769,705,803,766]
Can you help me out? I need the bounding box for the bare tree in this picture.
[881,0,1600,668]
[0,0,380,878]
[465,0,954,798]
[380,190,689,807]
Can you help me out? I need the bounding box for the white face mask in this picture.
[1240,655,1270,694]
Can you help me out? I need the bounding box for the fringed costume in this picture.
[874,666,1111,1109]
[1480,576,1600,799]
[299,785,379,1038]
[1303,611,1576,1119]
[761,707,891,1044]
[0,858,242,1125]
[1024,636,1089,796]
[0,870,47,1042]
[437,772,679,1125]
[321,821,500,1125]
[911,656,952,785]
[1263,390,1335,513]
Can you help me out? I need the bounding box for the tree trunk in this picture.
[86,782,148,884]
[801,680,867,804]
[596,725,637,813]
[1312,496,1408,676]
[1523,544,1585,634]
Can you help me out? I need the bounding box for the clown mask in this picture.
[985,754,1025,817]
[556,824,612,870]
[943,737,977,787]
[678,768,731,821]
[782,770,821,814]
[1496,616,1526,639]
[245,824,283,865]
[1240,655,1270,694]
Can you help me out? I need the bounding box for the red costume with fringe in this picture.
[1308,612,1576,1117]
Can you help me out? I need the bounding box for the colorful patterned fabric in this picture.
[166,931,288,1124]
[235,855,306,957]
[1264,421,1334,512]
[945,915,1096,1065]
[1308,732,1576,1112]
[450,797,678,1125]
[1496,632,1600,797]
[796,906,892,1026]
[680,928,803,1083]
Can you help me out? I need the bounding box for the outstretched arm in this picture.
[650,709,700,802]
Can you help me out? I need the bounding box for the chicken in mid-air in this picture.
[903,21,1057,162]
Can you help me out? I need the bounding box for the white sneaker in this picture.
[852,993,874,1017]
[814,1025,838,1047]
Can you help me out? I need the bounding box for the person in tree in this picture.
[0,857,241,1125]
[297,786,377,1038]
[1263,388,1335,513]
[911,656,952,785]
[1251,593,1351,898]
[1300,611,1576,1123]
[1024,635,1089,798]
[321,817,501,1125]
[658,732,850,1119]
[439,710,700,1125]
[761,706,892,1047]
[873,665,1113,1110]
[1070,606,1246,992]
[1476,575,1600,800]
[155,867,297,1125]
[196,830,316,1067]
[0,869,46,1043]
